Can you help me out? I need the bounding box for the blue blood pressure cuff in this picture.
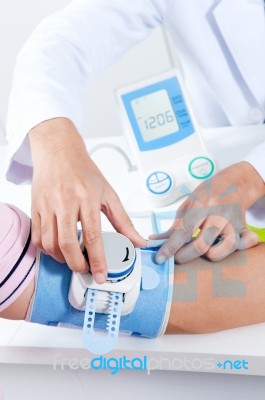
[28,248,174,343]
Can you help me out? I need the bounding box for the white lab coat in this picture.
[5,0,265,221]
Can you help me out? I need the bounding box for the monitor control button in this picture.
[188,157,215,179]
[146,172,173,194]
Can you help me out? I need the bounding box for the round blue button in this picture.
[146,171,172,195]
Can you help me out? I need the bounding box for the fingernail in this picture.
[156,254,166,264]
[147,239,168,248]
[94,272,106,284]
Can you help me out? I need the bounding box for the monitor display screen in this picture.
[131,89,179,142]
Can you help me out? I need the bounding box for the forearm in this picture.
[207,161,265,210]
[28,118,88,166]
[243,139,265,191]
[237,162,265,208]
[167,244,265,333]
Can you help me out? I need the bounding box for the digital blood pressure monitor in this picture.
[116,69,217,206]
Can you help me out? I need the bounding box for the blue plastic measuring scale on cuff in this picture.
[68,232,141,354]
[116,69,217,207]
[83,289,123,355]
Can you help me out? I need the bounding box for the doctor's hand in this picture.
[28,118,145,283]
[151,162,265,264]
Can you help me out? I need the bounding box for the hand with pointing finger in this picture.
[29,118,146,283]
[151,162,265,265]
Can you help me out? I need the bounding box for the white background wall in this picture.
[0,0,70,127]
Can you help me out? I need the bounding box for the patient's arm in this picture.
[0,279,35,320]
[1,244,265,334]
[167,243,265,333]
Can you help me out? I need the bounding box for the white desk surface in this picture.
[1,125,265,376]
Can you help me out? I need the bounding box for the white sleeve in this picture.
[6,0,168,184]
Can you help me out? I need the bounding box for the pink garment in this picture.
[0,203,36,312]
